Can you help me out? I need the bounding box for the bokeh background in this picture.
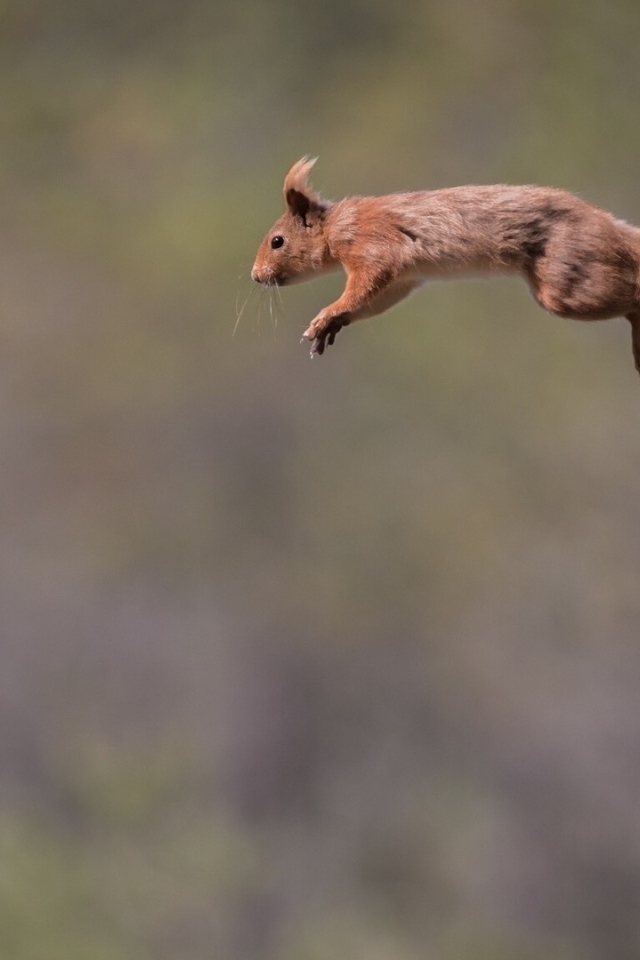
[2,1,640,958]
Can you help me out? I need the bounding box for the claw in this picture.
[310,335,325,357]
[301,316,347,357]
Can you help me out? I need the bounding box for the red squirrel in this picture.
[252,157,640,373]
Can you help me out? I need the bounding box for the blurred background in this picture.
[1,1,640,958]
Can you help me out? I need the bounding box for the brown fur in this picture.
[252,157,640,372]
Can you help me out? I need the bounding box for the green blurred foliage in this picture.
[1,0,640,958]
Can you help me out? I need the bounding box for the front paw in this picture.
[301,313,349,357]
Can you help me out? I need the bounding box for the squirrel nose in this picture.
[251,268,262,283]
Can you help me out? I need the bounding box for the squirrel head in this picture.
[251,158,334,286]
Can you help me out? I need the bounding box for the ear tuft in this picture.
[283,157,327,223]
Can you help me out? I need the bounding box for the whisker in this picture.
[235,277,287,342]
[256,286,266,336]
[233,277,258,337]
[267,284,286,337]
[273,282,285,328]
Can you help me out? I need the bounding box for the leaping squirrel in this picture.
[252,157,640,373]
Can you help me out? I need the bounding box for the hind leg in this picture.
[626,311,640,375]
[529,258,633,320]
[526,219,638,321]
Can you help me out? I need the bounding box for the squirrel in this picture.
[252,157,640,373]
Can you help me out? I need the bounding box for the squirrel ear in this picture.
[283,157,327,222]
[285,187,312,221]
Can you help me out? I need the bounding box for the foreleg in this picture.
[302,271,419,356]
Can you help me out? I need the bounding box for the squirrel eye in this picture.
[271,235,285,250]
